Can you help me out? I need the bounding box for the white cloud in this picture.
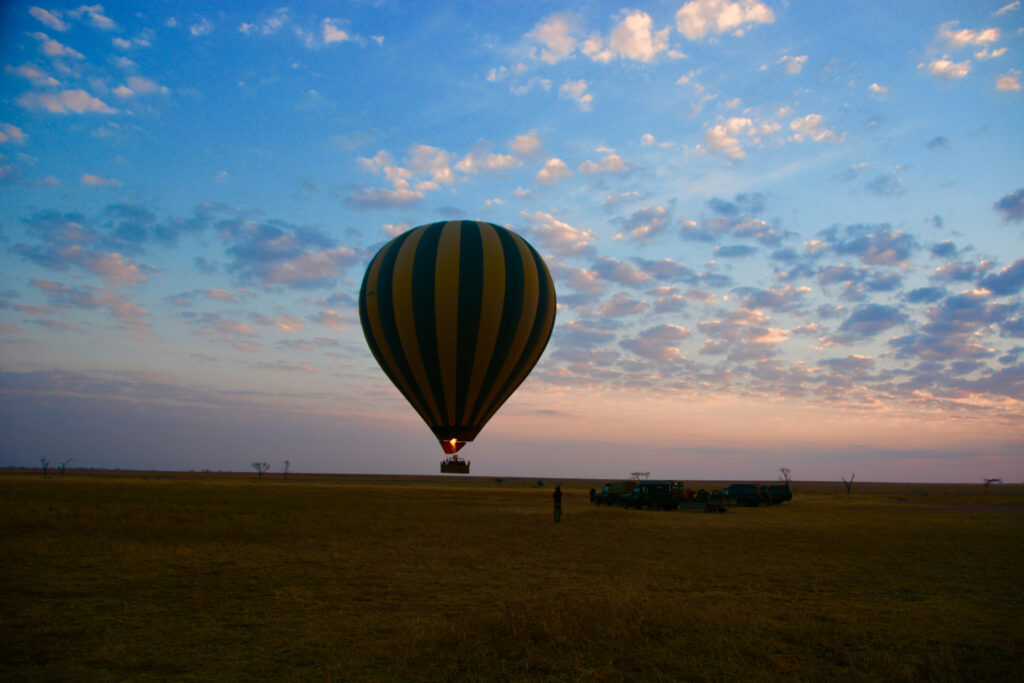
[675,0,774,40]
[705,117,753,159]
[778,54,807,74]
[789,114,842,143]
[128,75,160,93]
[995,1,1019,15]
[613,206,670,242]
[925,57,971,80]
[408,144,454,184]
[313,310,344,330]
[869,82,889,97]
[598,292,648,317]
[455,149,522,174]
[607,10,670,62]
[528,13,579,64]
[350,150,428,208]
[578,153,628,175]
[294,27,316,49]
[60,247,145,285]
[115,75,168,98]
[17,89,117,114]
[30,7,68,32]
[975,47,1007,59]
[508,130,542,157]
[348,186,422,208]
[521,211,597,257]
[80,173,118,186]
[241,7,289,36]
[0,123,27,145]
[559,79,593,110]
[190,18,213,36]
[265,247,356,285]
[31,32,85,59]
[581,35,613,63]
[358,149,397,175]
[70,4,116,30]
[593,256,651,286]
[381,223,411,238]
[938,22,1000,48]
[509,76,552,96]
[5,64,60,87]
[323,18,350,44]
[996,73,1021,91]
[112,37,131,49]
[620,324,690,363]
[535,158,571,185]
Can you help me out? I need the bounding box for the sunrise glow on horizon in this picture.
[1,1,1022,482]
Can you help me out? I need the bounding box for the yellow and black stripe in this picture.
[359,220,556,450]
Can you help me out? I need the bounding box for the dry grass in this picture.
[2,471,1022,681]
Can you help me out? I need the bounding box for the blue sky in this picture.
[1,1,1022,482]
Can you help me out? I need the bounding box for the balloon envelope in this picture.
[359,220,556,453]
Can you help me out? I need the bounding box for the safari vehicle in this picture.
[720,483,762,507]
[680,487,727,513]
[592,481,635,505]
[764,484,792,504]
[616,481,685,510]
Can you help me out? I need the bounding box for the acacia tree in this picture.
[841,472,855,494]
[252,462,270,480]
[59,457,75,478]
[631,472,650,480]
[983,478,1002,495]
[40,458,50,476]
[779,468,792,485]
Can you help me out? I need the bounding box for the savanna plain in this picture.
[2,470,1022,682]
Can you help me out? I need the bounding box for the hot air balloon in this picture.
[359,220,556,473]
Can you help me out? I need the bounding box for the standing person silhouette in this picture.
[553,485,562,523]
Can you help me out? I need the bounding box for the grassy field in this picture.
[2,471,1022,681]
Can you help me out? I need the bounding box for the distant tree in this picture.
[494,478,503,486]
[841,472,855,494]
[252,462,270,480]
[631,471,650,480]
[58,457,75,478]
[40,458,50,476]
[282,460,290,483]
[983,478,1002,495]
[779,468,792,485]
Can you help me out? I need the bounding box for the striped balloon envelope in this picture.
[359,220,556,456]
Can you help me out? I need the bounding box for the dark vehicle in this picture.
[765,484,792,504]
[680,487,727,513]
[721,483,762,507]
[592,481,635,505]
[616,481,685,510]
